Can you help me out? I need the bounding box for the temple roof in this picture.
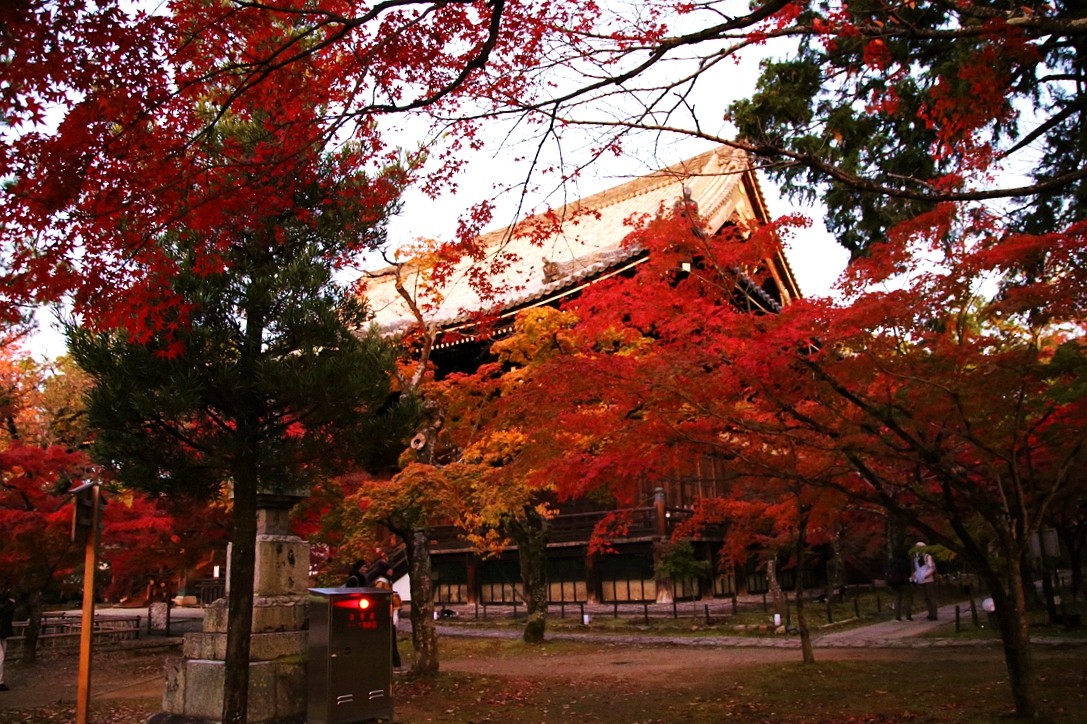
[364,146,800,335]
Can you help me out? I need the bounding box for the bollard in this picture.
[705,604,711,625]
[613,601,619,619]
[969,598,979,628]
[853,597,860,619]
[955,605,961,633]
[643,603,649,625]
[826,599,833,624]
[672,600,678,619]
[474,602,479,620]
[560,602,566,619]
[731,594,738,615]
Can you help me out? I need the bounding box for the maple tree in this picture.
[499,201,1085,718]
[0,0,594,336]
[0,345,219,661]
[100,489,231,605]
[343,470,448,675]
[675,441,877,664]
[0,343,92,662]
[417,314,569,645]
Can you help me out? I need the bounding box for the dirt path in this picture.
[3,642,174,703]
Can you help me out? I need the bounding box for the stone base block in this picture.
[183,630,308,662]
[162,656,306,722]
[203,596,307,634]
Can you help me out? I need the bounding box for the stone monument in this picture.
[156,490,310,723]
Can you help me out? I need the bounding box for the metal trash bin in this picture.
[308,587,393,723]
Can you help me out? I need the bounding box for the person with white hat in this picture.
[911,542,938,620]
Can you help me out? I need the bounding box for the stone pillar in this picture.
[157,491,310,723]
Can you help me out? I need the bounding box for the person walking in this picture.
[373,577,402,669]
[372,548,393,582]
[0,590,15,692]
[912,542,938,620]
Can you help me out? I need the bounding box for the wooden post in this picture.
[653,487,667,537]
[76,484,101,724]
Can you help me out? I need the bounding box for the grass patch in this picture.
[396,641,1087,723]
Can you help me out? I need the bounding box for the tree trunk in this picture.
[221,465,258,724]
[795,500,815,664]
[653,539,674,604]
[20,589,42,665]
[406,527,439,676]
[826,537,845,602]
[506,507,549,643]
[989,555,1038,719]
[766,558,786,618]
[585,549,602,604]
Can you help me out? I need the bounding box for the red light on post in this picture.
[357,597,371,610]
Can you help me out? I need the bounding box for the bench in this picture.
[7,614,143,651]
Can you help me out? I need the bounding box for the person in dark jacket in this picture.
[885,549,913,621]
[344,560,369,588]
[0,590,15,691]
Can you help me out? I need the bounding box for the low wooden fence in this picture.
[435,577,990,628]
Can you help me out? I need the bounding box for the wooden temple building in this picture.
[363,146,812,605]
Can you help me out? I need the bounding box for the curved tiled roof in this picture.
[364,146,799,334]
